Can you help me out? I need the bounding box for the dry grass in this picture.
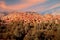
[0,12,60,40]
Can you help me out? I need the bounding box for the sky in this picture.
[0,0,60,14]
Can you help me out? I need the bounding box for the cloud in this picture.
[0,0,47,11]
[47,3,60,10]
[23,6,46,12]
[49,3,60,9]
[20,1,60,13]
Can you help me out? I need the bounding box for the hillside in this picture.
[0,12,60,40]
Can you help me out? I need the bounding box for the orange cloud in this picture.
[49,3,60,9]
[45,3,60,11]
[0,0,46,11]
[36,3,60,13]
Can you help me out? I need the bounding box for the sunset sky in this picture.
[0,0,60,14]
